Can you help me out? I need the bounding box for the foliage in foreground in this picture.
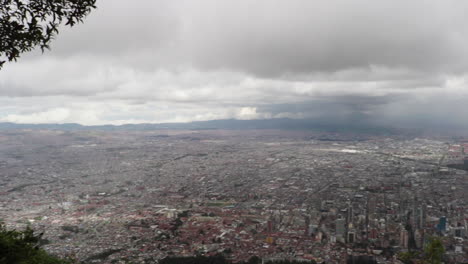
[0,223,68,264]
[0,0,97,69]
[397,236,445,264]
[424,236,445,264]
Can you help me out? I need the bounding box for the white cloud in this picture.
[0,108,70,124]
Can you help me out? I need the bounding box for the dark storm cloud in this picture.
[46,0,468,77]
[182,0,468,76]
[256,95,401,122]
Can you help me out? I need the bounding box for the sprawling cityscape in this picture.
[3,0,468,263]
[0,128,466,263]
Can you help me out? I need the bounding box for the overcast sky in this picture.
[1,0,468,127]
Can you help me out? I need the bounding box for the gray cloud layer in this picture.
[1,0,468,127]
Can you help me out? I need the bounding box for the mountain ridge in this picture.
[0,118,400,135]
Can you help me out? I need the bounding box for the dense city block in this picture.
[0,129,466,263]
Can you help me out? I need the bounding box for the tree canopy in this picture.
[0,0,97,69]
[0,223,68,264]
[424,236,445,264]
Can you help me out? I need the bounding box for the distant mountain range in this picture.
[0,118,402,135]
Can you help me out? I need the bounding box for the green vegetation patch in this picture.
[0,223,69,264]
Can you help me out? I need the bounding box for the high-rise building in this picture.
[414,229,423,249]
[414,207,425,229]
[369,228,378,240]
[347,204,354,226]
[400,229,409,248]
[348,231,355,244]
[454,226,465,238]
[437,216,447,233]
[336,218,346,238]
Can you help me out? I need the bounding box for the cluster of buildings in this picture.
[0,130,466,263]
